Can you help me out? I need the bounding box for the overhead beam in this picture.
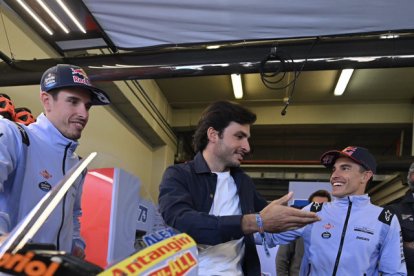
[1,36,414,87]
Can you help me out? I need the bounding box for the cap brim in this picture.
[320,150,371,171]
[320,150,342,168]
[89,87,111,106]
[44,84,110,106]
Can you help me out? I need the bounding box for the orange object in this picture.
[0,93,15,120]
[14,107,36,125]
[80,168,114,268]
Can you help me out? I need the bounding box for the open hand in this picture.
[260,192,320,232]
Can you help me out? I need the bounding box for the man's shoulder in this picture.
[355,201,395,226]
[386,193,411,210]
[377,205,397,226]
[170,159,194,169]
[309,202,325,212]
[0,119,29,143]
[387,198,412,217]
[164,160,195,177]
[0,118,17,130]
[386,202,399,211]
[395,192,414,205]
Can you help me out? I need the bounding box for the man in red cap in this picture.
[0,64,110,258]
[257,146,406,275]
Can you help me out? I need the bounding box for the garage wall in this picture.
[0,9,176,200]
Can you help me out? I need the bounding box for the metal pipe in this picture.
[0,51,13,65]
[1,38,414,86]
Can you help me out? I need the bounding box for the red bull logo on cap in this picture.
[71,68,91,86]
[342,146,357,156]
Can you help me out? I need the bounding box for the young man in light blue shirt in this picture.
[257,146,406,275]
[0,64,110,258]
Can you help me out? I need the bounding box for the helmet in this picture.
[14,107,36,125]
[0,93,15,120]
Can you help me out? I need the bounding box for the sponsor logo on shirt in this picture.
[38,181,52,192]
[321,223,333,239]
[378,208,394,225]
[354,226,374,235]
[40,170,52,180]
[384,210,392,222]
[310,202,324,212]
[321,232,331,239]
[143,228,177,247]
[323,223,334,230]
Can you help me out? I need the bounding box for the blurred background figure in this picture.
[0,93,15,121]
[388,162,414,275]
[14,107,36,125]
[276,190,331,276]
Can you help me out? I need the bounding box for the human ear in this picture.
[362,171,373,182]
[40,92,52,112]
[207,127,218,142]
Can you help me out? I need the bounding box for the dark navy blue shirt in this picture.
[158,152,268,275]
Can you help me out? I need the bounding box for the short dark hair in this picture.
[46,89,62,100]
[308,189,331,202]
[192,101,256,152]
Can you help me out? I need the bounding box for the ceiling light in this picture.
[334,69,354,96]
[56,0,86,33]
[231,74,243,99]
[37,0,69,33]
[206,45,221,50]
[380,34,399,39]
[16,0,53,35]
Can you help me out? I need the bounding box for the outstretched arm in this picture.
[242,192,320,234]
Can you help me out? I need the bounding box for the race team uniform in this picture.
[257,195,406,275]
[0,114,85,252]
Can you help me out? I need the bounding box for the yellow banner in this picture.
[99,233,197,276]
